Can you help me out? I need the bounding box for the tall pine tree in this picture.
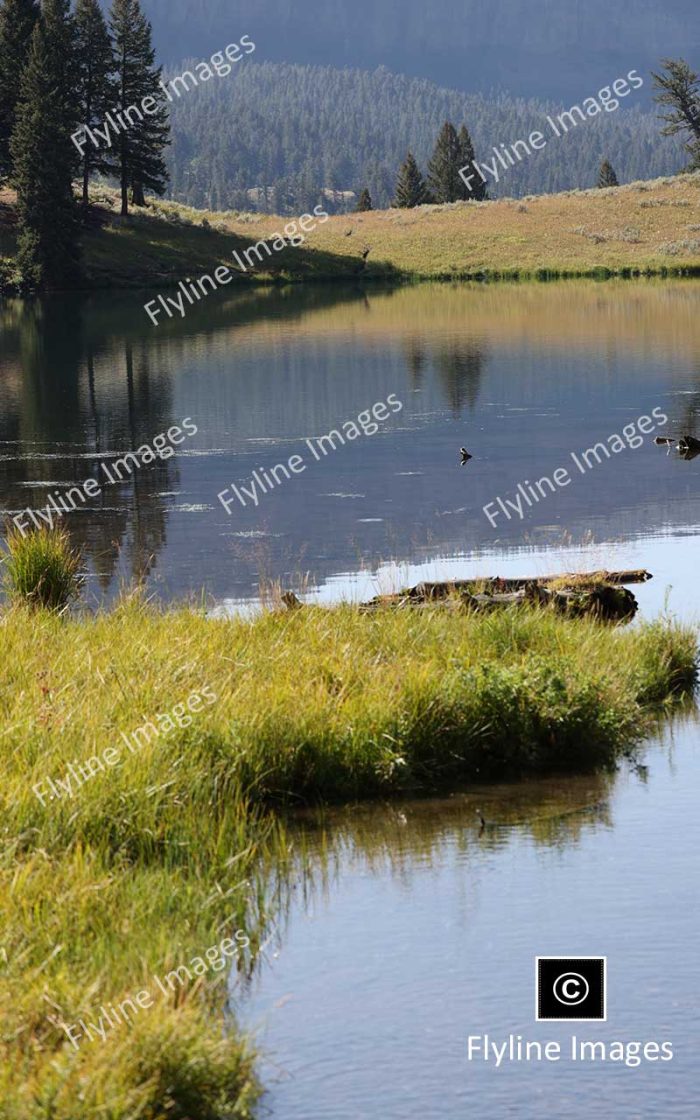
[394,152,427,208]
[427,120,463,203]
[10,0,80,287]
[110,0,169,216]
[355,187,372,211]
[652,58,700,171]
[0,0,38,180]
[457,123,486,200]
[75,0,116,211]
[598,158,619,187]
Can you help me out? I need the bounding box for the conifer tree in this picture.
[0,0,38,180]
[427,120,463,203]
[457,123,486,201]
[110,0,169,216]
[355,187,372,211]
[75,0,116,211]
[652,58,700,171]
[10,0,80,287]
[598,158,619,188]
[394,152,427,208]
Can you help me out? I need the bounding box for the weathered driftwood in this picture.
[357,570,650,623]
[281,570,649,622]
[391,570,651,601]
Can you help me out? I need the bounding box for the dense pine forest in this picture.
[0,0,168,287]
[165,61,686,214]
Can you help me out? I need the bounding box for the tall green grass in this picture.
[1,525,82,610]
[0,599,695,1117]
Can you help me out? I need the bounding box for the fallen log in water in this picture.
[281,570,650,622]
[357,570,651,622]
[395,569,651,599]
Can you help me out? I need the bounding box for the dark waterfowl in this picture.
[654,434,700,460]
[460,447,473,465]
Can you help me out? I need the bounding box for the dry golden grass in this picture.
[5,174,700,290]
[134,172,700,280]
[301,173,700,277]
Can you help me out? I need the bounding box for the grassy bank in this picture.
[2,174,700,293]
[0,598,696,1117]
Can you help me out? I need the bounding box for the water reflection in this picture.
[239,714,700,1120]
[298,770,614,869]
[433,340,486,414]
[1,281,700,605]
[0,298,180,588]
[251,769,617,973]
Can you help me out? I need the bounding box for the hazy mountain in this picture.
[165,61,685,213]
[116,0,697,101]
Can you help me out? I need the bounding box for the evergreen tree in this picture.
[110,0,169,216]
[457,123,486,200]
[75,0,116,211]
[652,58,700,171]
[598,158,619,187]
[355,187,372,211]
[427,120,463,203]
[394,151,427,208]
[0,0,38,180]
[10,0,80,287]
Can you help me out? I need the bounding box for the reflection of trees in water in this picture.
[403,335,488,414]
[434,341,487,414]
[677,378,700,438]
[403,340,426,391]
[0,298,178,593]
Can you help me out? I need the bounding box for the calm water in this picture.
[1,281,699,610]
[2,280,700,1117]
[238,715,700,1120]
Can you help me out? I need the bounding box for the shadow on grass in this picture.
[80,203,401,291]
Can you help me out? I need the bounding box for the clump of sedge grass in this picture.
[1,525,82,610]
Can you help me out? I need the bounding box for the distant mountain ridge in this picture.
[164,61,685,213]
[102,0,698,101]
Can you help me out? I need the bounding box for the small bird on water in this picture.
[460,447,473,466]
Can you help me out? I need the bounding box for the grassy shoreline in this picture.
[0,599,696,1116]
[2,174,700,294]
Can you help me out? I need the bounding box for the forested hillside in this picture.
[165,62,685,214]
[111,0,696,101]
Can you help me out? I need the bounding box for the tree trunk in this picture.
[121,162,129,216]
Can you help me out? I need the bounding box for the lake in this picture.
[1,280,699,612]
[2,279,699,1119]
[239,713,700,1120]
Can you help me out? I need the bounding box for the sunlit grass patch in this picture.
[0,597,695,1117]
[1,525,82,611]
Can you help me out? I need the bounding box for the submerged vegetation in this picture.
[0,591,695,1116]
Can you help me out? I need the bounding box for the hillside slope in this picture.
[2,175,700,293]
